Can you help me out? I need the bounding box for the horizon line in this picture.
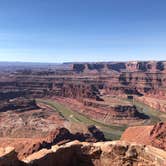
[0,60,166,64]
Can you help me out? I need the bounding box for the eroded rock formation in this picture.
[0,126,105,160]
[121,122,166,151]
[150,122,166,151]
[0,147,25,166]
[1,141,166,166]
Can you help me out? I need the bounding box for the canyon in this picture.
[0,61,166,165]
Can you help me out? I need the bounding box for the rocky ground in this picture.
[121,122,166,151]
[1,140,166,166]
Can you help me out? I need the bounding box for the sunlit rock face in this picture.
[1,141,166,166]
[121,122,166,151]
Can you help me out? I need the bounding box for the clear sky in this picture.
[0,0,166,62]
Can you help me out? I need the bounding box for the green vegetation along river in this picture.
[37,99,126,140]
[37,98,166,140]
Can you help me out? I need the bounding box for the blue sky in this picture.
[0,0,166,62]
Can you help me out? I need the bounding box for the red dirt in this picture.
[121,122,166,151]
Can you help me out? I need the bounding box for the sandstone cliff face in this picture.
[150,122,166,151]
[1,61,166,101]
[121,122,166,151]
[70,62,166,99]
[1,141,166,166]
[72,61,166,73]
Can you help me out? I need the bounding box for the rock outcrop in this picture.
[0,147,25,166]
[46,126,105,145]
[0,126,105,160]
[121,122,166,151]
[150,122,166,151]
[1,141,166,166]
